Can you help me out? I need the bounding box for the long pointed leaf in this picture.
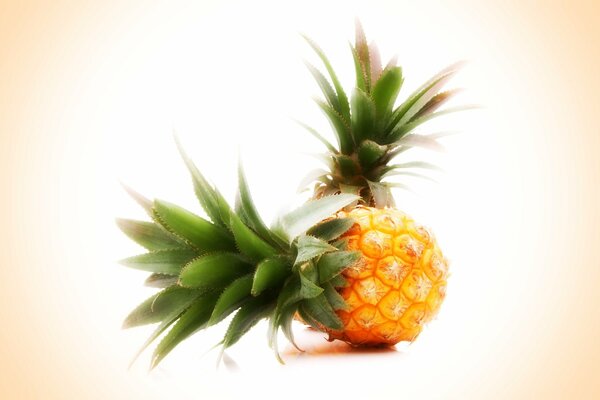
[116,219,183,251]
[300,272,324,299]
[295,235,337,264]
[411,88,463,121]
[223,295,273,348]
[209,274,253,326]
[350,88,376,144]
[323,282,349,311]
[230,212,276,262]
[294,120,338,153]
[280,306,301,350]
[357,139,387,169]
[179,253,252,289]
[305,62,340,111]
[123,286,200,328]
[354,19,371,91]
[235,164,279,247]
[120,249,197,275]
[388,105,476,142]
[303,35,350,122]
[274,194,359,242]
[307,217,355,242]
[371,66,403,119]
[318,250,361,283]
[153,200,235,252]
[316,100,353,154]
[252,257,290,296]
[301,293,343,331]
[175,136,230,227]
[388,61,465,132]
[150,293,219,369]
[351,45,367,91]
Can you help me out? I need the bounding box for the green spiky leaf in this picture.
[279,306,301,350]
[318,250,361,283]
[153,200,235,252]
[388,61,464,132]
[235,164,280,247]
[274,194,359,242]
[354,20,371,91]
[294,120,338,154]
[371,66,403,118]
[230,212,276,262]
[209,274,254,326]
[306,62,340,111]
[357,140,387,169]
[316,100,353,155]
[303,35,350,122]
[323,282,349,311]
[116,219,183,251]
[123,286,200,328]
[150,293,219,369]
[299,271,324,299]
[335,154,359,177]
[274,276,302,313]
[175,136,231,228]
[307,217,355,241]
[411,89,462,121]
[223,295,273,348]
[351,45,367,92]
[179,253,252,289]
[120,249,197,275]
[301,293,343,331]
[295,235,336,264]
[389,105,475,142]
[350,88,376,144]
[251,257,290,296]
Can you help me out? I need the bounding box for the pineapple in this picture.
[293,21,469,346]
[118,21,467,367]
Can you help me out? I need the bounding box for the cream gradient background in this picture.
[1,0,599,399]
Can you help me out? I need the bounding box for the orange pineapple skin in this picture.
[328,206,448,346]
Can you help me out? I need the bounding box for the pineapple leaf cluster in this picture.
[118,140,362,367]
[301,21,471,206]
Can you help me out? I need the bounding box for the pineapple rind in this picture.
[325,206,448,345]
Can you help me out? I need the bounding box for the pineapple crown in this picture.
[118,139,362,367]
[300,21,471,207]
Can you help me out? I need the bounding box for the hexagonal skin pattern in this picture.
[326,206,448,346]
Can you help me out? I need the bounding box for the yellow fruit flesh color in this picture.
[328,206,448,346]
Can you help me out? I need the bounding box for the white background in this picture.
[3,1,599,399]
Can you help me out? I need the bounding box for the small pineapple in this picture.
[293,21,468,346]
[118,21,467,367]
